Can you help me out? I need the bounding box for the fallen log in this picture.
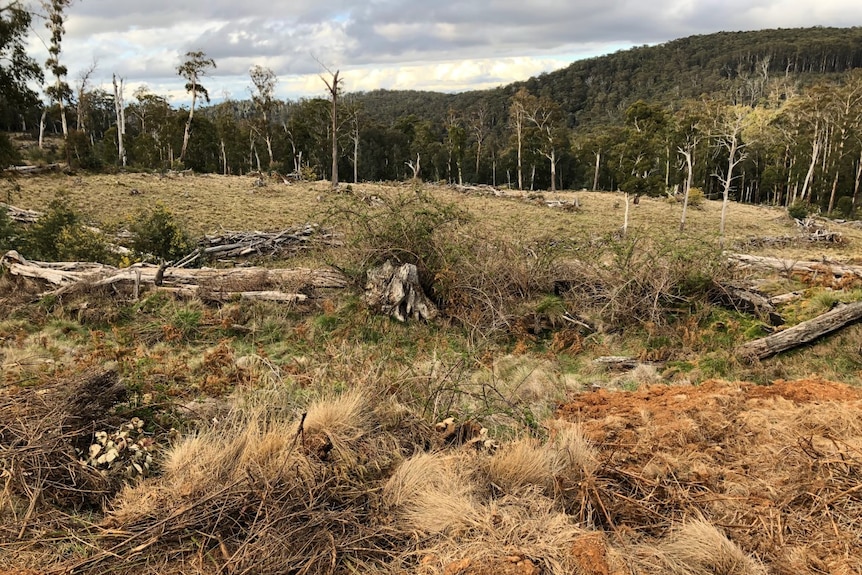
[728,254,862,283]
[736,301,862,360]
[3,163,63,176]
[198,225,341,259]
[1,251,348,300]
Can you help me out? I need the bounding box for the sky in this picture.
[23,0,862,107]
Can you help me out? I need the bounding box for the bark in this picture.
[737,302,862,360]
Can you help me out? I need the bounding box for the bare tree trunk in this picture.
[592,151,601,191]
[112,74,126,167]
[852,148,862,212]
[622,192,630,238]
[320,68,341,188]
[353,127,359,183]
[179,88,197,164]
[38,109,46,149]
[800,127,821,202]
[220,140,227,175]
[549,149,556,193]
[679,147,694,232]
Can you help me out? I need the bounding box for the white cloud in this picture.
[21,0,862,105]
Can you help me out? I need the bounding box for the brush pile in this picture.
[0,368,129,516]
[200,224,342,259]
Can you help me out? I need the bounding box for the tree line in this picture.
[2,6,862,217]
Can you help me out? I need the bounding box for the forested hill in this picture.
[356,27,862,129]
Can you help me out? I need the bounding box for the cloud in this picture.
[22,0,862,104]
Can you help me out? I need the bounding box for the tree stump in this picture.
[364,261,438,322]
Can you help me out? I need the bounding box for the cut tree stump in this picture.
[364,261,438,322]
[736,301,862,360]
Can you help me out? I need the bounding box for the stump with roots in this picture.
[364,260,438,322]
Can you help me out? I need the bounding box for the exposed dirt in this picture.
[557,377,862,575]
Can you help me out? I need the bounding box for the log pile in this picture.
[735,217,843,249]
[199,225,341,259]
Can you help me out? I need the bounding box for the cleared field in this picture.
[2,173,862,575]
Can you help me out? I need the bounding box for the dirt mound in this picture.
[557,377,862,575]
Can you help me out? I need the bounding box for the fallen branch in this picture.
[736,301,862,360]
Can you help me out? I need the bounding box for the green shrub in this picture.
[835,196,856,219]
[129,204,194,262]
[687,187,705,208]
[328,186,471,294]
[21,194,117,263]
[787,200,811,220]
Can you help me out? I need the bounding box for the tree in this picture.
[0,1,42,107]
[508,88,531,190]
[711,103,749,239]
[674,101,707,231]
[523,96,567,192]
[319,66,342,187]
[112,74,126,166]
[42,0,73,154]
[249,65,277,169]
[177,50,216,165]
[467,103,488,183]
[0,1,41,166]
[343,95,362,183]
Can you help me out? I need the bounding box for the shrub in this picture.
[129,204,195,262]
[787,200,810,220]
[21,194,117,263]
[687,187,705,208]
[835,196,855,219]
[327,186,471,294]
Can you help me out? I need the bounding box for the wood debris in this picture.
[2,202,42,223]
[199,224,341,258]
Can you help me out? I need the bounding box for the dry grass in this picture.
[10,175,862,263]
[635,519,768,575]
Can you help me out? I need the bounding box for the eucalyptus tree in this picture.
[523,96,567,192]
[177,50,216,165]
[42,0,73,152]
[249,65,277,169]
[508,88,531,190]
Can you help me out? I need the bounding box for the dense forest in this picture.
[4,25,862,215]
